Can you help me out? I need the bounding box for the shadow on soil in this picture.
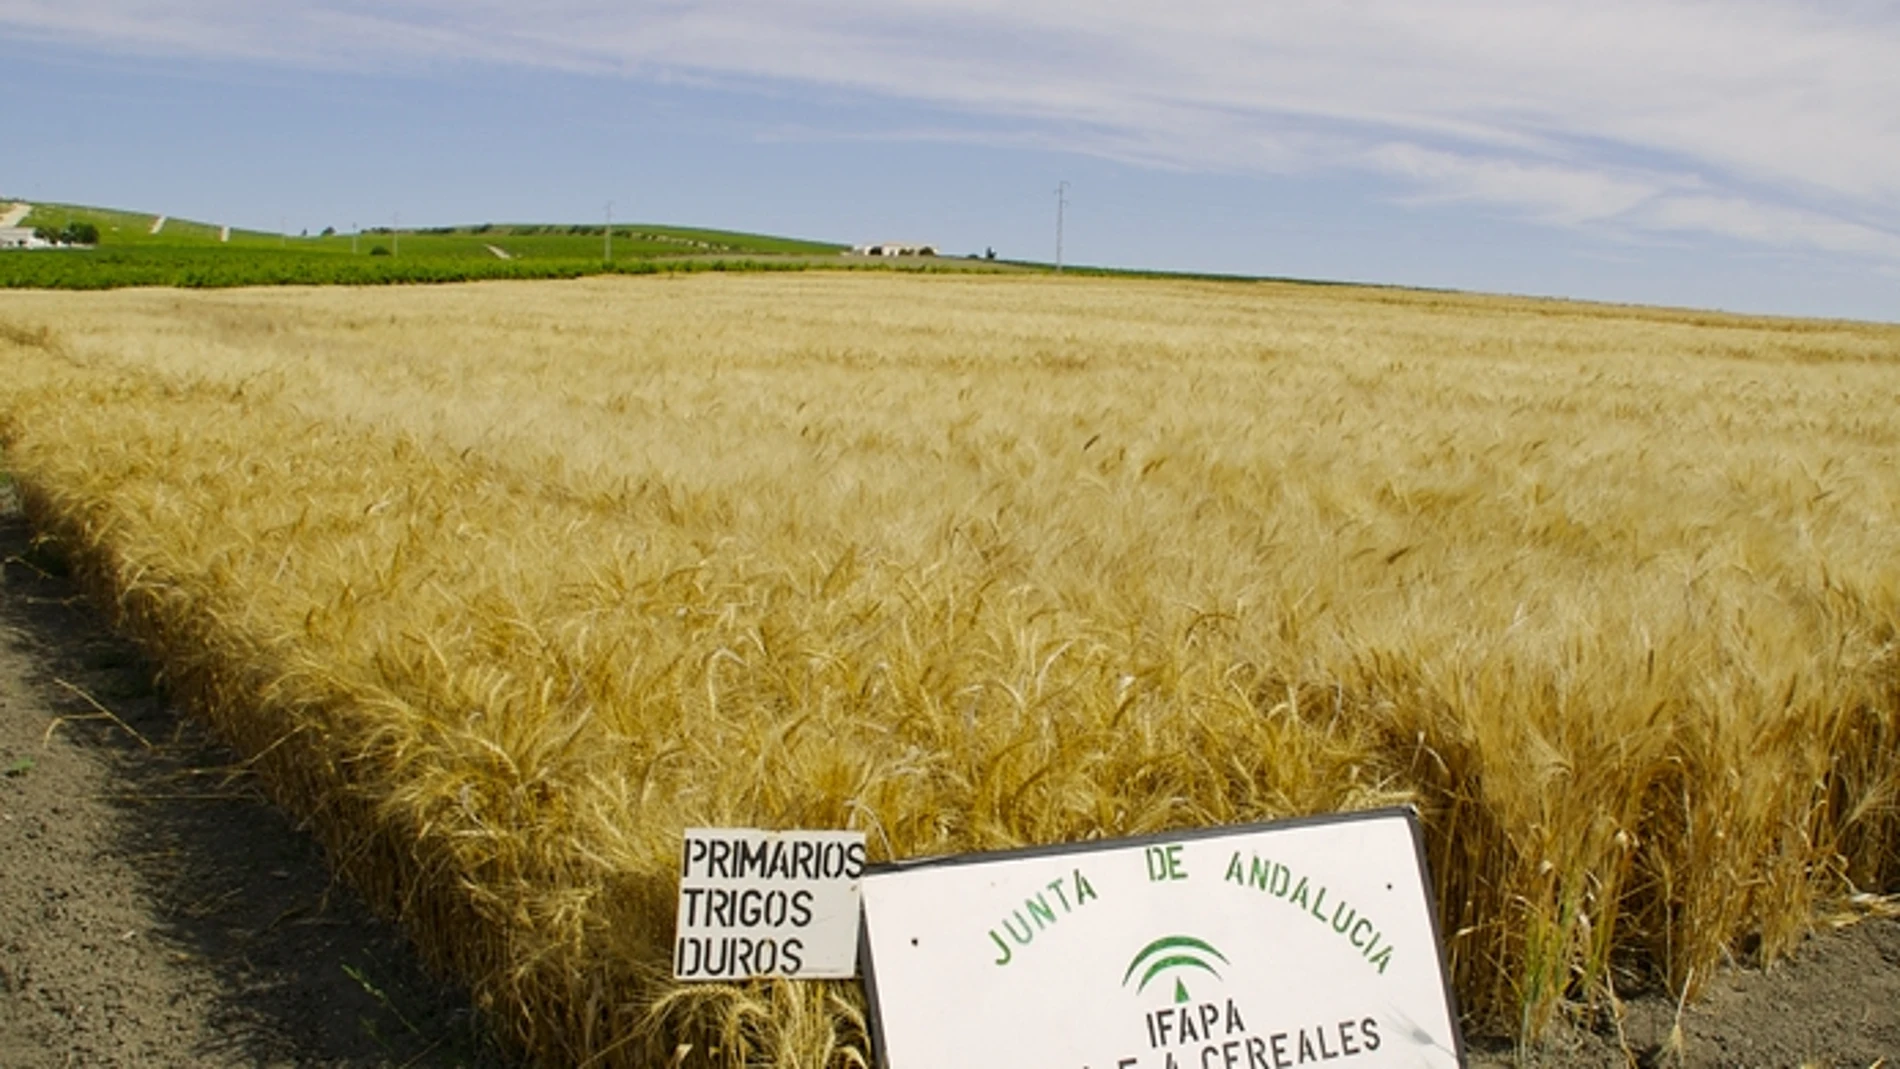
[0,503,517,1068]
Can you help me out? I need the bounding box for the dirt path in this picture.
[0,484,515,1068]
[0,203,30,229]
[1,473,1896,1066]
[1466,920,1900,1066]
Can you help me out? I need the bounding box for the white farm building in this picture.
[850,242,938,257]
[0,227,49,250]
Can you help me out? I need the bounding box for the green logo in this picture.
[1122,935,1231,1004]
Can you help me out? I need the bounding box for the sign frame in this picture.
[857,805,1466,1068]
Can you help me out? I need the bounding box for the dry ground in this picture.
[0,485,515,1068]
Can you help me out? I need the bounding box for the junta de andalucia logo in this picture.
[1122,934,1230,1004]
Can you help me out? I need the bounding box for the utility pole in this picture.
[605,200,614,264]
[280,215,287,248]
[393,212,400,258]
[1055,180,1069,273]
[351,223,358,255]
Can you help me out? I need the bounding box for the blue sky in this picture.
[3,1,1897,321]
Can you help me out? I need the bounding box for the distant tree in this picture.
[369,245,391,257]
[42,222,100,245]
[985,247,996,261]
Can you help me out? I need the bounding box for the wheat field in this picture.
[2,273,1897,1064]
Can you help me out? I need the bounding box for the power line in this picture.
[1055,180,1069,273]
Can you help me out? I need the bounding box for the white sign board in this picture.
[675,828,866,980]
[860,807,1463,1068]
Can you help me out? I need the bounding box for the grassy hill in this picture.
[2,201,854,289]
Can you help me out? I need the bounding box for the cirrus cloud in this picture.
[4,0,1898,260]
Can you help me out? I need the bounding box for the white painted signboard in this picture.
[860,807,1463,1068]
[674,828,867,980]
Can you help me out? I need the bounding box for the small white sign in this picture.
[674,828,867,980]
[860,807,1463,1068]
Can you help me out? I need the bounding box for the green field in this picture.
[3,202,860,289]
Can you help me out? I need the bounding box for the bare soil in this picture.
[1465,921,1900,1067]
[1,479,1896,1067]
[0,487,516,1068]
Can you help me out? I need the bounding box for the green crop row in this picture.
[0,246,846,289]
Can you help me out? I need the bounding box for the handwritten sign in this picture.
[674,828,866,980]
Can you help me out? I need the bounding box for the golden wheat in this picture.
[2,274,1897,1063]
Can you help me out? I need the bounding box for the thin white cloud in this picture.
[1636,193,1900,259]
[5,0,1898,259]
[1370,144,1664,226]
